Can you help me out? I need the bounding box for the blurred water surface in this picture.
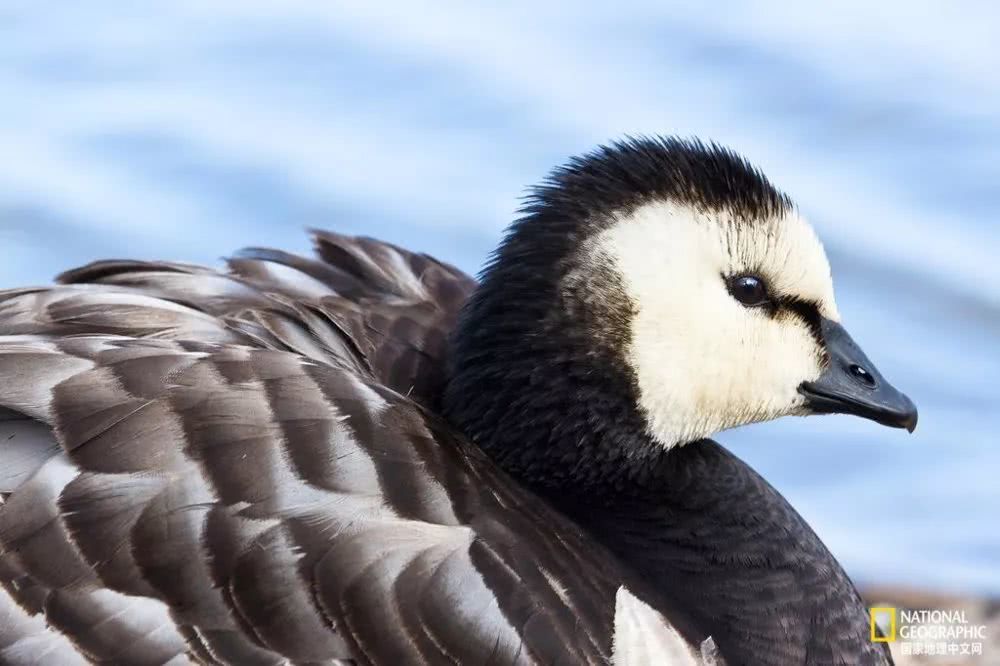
[1,1,998,593]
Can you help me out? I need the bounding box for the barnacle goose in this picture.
[0,137,916,665]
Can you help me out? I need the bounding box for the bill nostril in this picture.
[848,363,876,388]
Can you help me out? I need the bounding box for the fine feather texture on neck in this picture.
[546,440,888,664]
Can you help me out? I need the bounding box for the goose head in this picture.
[444,137,916,486]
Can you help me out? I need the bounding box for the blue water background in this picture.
[1,2,997,594]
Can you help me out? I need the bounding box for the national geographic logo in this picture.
[871,607,988,658]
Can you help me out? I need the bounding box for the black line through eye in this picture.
[781,297,824,342]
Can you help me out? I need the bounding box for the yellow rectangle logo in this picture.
[871,607,897,642]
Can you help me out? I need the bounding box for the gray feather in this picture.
[0,231,635,665]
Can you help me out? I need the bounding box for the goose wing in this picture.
[0,336,629,664]
[0,233,653,665]
[52,230,476,407]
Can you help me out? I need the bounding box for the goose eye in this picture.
[728,275,770,307]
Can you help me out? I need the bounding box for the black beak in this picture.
[798,318,918,432]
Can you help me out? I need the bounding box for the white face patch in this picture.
[591,200,839,448]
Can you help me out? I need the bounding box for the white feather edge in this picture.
[612,586,722,666]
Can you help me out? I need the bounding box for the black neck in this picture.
[537,439,889,665]
[444,327,662,490]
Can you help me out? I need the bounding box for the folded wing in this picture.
[0,232,631,665]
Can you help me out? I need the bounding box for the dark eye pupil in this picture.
[730,275,768,306]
